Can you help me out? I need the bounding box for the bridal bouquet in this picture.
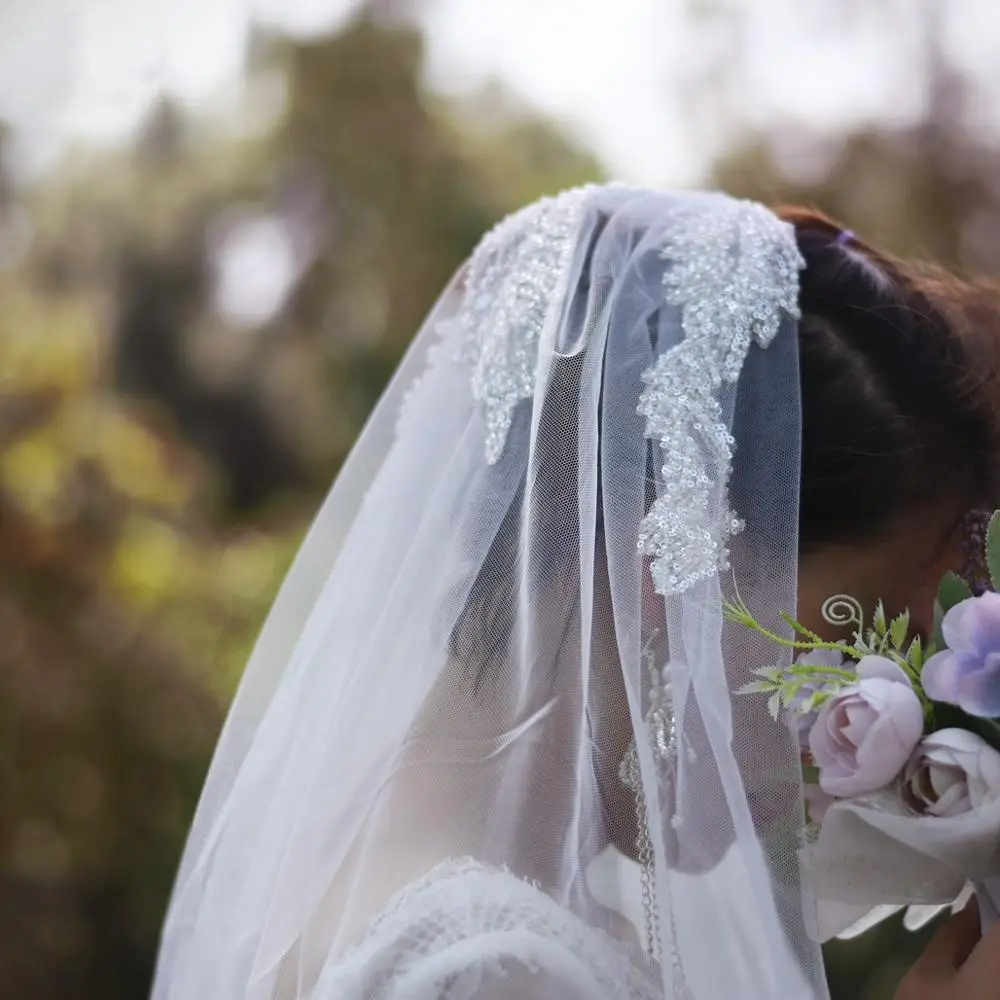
[727,513,1000,940]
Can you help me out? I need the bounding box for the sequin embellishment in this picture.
[456,186,593,464]
[638,199,804,596]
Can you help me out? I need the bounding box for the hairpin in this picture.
[835,229,855,246]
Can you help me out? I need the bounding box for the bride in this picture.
[150,186,1000,999]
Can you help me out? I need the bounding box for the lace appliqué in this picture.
[638,200,804,597]
[319,859,660,1000]
[457,186,593,464]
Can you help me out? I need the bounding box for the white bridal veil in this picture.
[152,186,830,999]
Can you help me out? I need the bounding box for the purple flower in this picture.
[922,593,1000,717]
[789,649,846,749]
[809,656,925,798]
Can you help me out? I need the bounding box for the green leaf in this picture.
[800,690,826,714]
[935,572,973,648]
[801,764,820,785]
[906,635,924,672]
[931,701,1000,754]
[779,611,824,644]
[889,611,910,650]
[938,571,973,615]
[722,599,750,624]
[751,665,782,683]
[873,600,887,636]
[988,511,1000,592]
[971,716,1000,754]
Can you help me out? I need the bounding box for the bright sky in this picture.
[0,0,998,184]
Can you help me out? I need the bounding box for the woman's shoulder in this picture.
[316,858,660,1000]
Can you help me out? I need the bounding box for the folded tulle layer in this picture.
[803,793,1000,940]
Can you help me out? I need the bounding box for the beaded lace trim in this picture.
[638,199,804,596]
[456,186,594,464]
[424,188,802,589]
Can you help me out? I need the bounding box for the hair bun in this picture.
[774,206,844,242]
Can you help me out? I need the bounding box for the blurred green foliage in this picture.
[4,1,1000,997]
[0,7,601,999]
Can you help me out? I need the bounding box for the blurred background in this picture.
[2,0,1000,997]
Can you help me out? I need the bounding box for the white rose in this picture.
[904,729,1000,818]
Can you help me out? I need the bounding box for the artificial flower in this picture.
[809,656,924,797]
[922,593,1000,717]
[789,649,846,749]
[903,728,1000,817]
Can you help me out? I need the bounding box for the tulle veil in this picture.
[151,185,830,999]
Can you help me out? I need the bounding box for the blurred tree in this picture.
[113,236,308,513]
[0,266,303,999]
[89,4,602,517]
[270,3,602,476]
[0,120,12,211]
[694,1,1000,275]
[0,277,212,1000]
[0,5,603,998]
[132,96,187,170]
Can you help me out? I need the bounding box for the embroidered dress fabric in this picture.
[151,186,829,1000]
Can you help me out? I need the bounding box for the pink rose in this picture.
[903,728,1000,817]
[809,656,925,798]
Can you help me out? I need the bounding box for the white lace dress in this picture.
[315,860,662,1000]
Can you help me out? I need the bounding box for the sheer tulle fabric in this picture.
[152,187,830,999]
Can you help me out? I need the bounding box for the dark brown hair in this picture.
[779,207,1000,551]
[450,205,1000,675]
